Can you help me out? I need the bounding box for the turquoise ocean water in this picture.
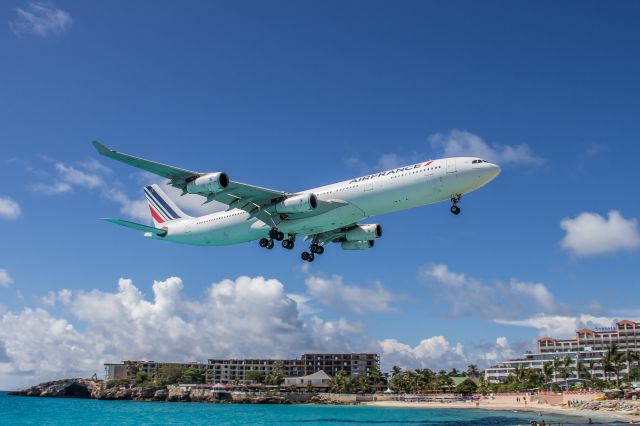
[0,392,618,425]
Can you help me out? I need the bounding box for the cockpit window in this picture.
[473,159,488,164]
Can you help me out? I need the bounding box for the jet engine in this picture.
[341,240,375,250]
[186,172,229,194]
[275,193,318,214]
[344,224,382,241]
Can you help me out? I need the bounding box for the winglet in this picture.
[92,140,112,156]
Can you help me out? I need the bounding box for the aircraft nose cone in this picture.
[487,163,501,180]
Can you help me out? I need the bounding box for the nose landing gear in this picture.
[450,194,462,215]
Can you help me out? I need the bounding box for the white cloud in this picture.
[0,270,14,288]
[41,289,72,306]
[495,314,616,338]
[560,210,640,257]
[510,280,555,312]
[429,129,543,166]
[421,264,557,319]
[379,336,467,371]
[305,274,394,315]
[0,276,364,390]
[9,2,72,38]
[0,197,21,220]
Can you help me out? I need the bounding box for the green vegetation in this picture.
[245,370,266,384]
[480,346,640,393]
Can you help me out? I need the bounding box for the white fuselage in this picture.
[151,157,500,246]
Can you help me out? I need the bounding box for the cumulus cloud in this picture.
[0,197,21,220]
[421,264,557,319]
[560,210,640,257]
[379,336,465,371]
[9,2,72,38]
[429,129,543,166]
[305,274,394,315]
[0,269,14,288]
[495,314,616,338]
[0,276,363,389]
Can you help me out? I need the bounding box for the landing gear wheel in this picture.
[450,205,461,215]
[276,231,285,241]
[308,253,315,262]
[266,239,275,249]
[310,244,324,255]
[259,238,269,248]
[282,239,294,249]
[269,229,279,239]
[316,245,324,255]
[301,251,311,261]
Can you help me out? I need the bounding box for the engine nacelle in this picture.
[341,240,375,250]
[186,172,229,194]
[345,224,382,241]
[274,193,318,214]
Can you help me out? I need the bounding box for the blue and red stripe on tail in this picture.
[143,184,190,227]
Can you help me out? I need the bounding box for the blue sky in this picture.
[1,1,639,389]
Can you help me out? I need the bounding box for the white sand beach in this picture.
[362,395,639,423]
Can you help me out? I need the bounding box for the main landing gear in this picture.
[450,194,462,215]
[260,229,295,250]
[301,243,324,262]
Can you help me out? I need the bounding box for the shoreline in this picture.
[362,400,636,422]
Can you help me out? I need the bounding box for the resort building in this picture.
[485,320,640,385]
[105,353,379,384]
[104,360,207,382]
[284,370,332,389]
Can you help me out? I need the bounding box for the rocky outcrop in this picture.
[8,378,93,398]
[8,378,355,405]
[580,400,640,415]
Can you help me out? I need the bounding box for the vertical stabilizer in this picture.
[143,184,191,227]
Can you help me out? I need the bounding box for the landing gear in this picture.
[301,251,315,262]
[269,229,284,241]
[450,194,461,215]
[282,238,295,250]
[310,244,324,255]
[259,238,275,249]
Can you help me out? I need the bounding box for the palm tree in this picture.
[625,350,639,382]
[552,357,562,383]
[603,344,624,387]
[543,361,554,385]
[587,360,597,381]
[368,366,384,392]
[559,356,574,389]
[391,366,402,380]
[467,364,480,378]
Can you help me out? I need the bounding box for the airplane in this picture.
[93,141,500,262]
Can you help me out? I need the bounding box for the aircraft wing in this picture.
[93,141,344,227]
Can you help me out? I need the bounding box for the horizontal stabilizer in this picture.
[102,218,167,236]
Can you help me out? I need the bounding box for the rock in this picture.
[153,389,168,401]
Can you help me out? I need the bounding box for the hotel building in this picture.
[485,320,640,384]
[105,353,379,384]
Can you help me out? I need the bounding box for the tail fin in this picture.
[144,184,191,227]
